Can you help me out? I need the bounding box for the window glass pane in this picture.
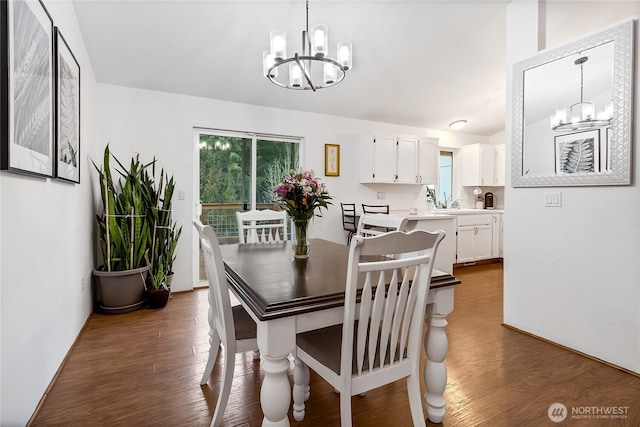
[439,151,453,205]
[199,135,251,243]
[256,139,300,205]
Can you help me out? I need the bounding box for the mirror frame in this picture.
[512,20,634,187]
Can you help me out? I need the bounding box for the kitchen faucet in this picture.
[447,196,461,209]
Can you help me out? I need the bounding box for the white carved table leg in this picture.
[258,318,295,427]
[292,357,309,421]
[424,287,454,423]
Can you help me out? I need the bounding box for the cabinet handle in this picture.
[481,178,484,185]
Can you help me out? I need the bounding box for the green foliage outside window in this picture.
[199,135,299,204]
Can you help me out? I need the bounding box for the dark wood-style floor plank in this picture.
[30,263,640,426]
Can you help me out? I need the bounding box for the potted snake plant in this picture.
[92,145,154,313]
[145,167,182,308]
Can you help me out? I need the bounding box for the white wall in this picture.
[94,86,489,292]
[504,1,640,373]
[0,1,99,425]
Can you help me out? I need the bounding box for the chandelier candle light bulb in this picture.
[312,24,327,56]
[337,41,352,70]
[263,51,277,78]
[270,30,286,60]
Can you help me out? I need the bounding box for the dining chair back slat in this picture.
[236,209,287,243]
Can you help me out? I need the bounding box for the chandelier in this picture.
[550,56,612,132]
[262,0,352,91]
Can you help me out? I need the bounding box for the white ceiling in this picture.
[70,1,640,137]
[72,0,508,136]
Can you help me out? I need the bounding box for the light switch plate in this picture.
[544,192,562,207]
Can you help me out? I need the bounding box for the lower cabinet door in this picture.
[457,225,493,263]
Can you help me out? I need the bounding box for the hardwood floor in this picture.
[30,263,640,426]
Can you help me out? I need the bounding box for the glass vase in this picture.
[293,220,310,260]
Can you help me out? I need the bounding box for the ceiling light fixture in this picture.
[449,120,467,130]
[550,56,612,132]
[263,0,352,91]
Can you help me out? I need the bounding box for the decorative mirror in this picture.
[512,20,634,187]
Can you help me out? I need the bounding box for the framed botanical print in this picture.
[0,0,55,177]
[54,27,80,183]
[324,143,340,177]
[554,129,600,174]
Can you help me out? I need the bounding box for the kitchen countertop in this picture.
[390,208,504,220]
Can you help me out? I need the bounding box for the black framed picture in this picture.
[0,0,55,177]
[54,28,80,183]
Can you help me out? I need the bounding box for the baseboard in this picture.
[501,323,640,378]
[454,258,503,269]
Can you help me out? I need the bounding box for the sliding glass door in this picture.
[195,129,301,280]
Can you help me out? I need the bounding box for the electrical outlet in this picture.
[178,190,186,200]
[81,277,85,292]
[377,192,385,200]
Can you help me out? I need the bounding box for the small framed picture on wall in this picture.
[54,28,80,183]
[324,143,340,177]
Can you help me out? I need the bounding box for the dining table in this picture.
[220,238,461,426]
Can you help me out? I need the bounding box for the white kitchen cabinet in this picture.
[418,137,438,184]
[360,133,438,184]
[462,143,503,187]
[494,144,505,186]
[456,214,493,263]
[491,212,503,258]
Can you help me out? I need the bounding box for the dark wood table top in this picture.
[221,238,461,321]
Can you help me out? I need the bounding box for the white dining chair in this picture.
[295,229,445,426]
[236,209,288,243]
[356,213,408,237]
[193,220,259,427]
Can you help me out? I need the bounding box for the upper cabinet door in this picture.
[360,133,396,183]
[418,138,438,184]
[462,143,496,187]
[396,136,419,183]
[372,135,397,182]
